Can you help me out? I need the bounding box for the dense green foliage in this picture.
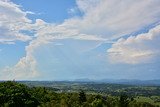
[0,81,160,107]
[0,81,39,107]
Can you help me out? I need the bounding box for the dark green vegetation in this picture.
[0,81,160,107]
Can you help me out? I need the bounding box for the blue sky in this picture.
[0,0,160,80]
[12,0,77,23]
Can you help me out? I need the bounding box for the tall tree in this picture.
[78,90,86,104]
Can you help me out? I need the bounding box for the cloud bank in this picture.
[0,0,160,79]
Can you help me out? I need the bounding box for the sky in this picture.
[0,0,160,80]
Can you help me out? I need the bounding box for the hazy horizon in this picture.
[0,0,160,81]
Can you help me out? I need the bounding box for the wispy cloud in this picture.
[72,0,160,39]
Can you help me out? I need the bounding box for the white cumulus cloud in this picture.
[107,25,160,64]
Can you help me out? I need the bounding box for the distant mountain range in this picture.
[73,79,160,86]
